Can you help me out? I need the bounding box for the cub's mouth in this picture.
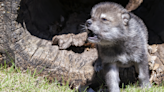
[87,29,99,42]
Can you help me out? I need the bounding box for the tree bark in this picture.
[1,0,98,88]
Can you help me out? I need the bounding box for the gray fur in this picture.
[85,2,151,92]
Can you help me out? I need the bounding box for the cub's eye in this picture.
[101,18,108,21]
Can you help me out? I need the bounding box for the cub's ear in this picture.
[121,13,130,26]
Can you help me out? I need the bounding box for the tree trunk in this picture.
[0,0,92,88]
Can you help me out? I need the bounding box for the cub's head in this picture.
[85,2,130,45]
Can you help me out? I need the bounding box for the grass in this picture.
[1,64,164,92]
[0,62,75,92]
[120,84,164,92]
[0,57,164,92]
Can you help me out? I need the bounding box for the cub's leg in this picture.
[104,63,120,92]
[135,55,151,88]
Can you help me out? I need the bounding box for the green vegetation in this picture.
[0,62,74,92]
[1,63,164,92]
[0,55,164,92]
[121,84,164,92]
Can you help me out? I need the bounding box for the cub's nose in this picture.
[86,20,92,27]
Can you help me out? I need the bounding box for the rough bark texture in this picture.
[148,44,164,85]
[0,0,15,66]
[1,0,98,88]
[0,0,164,90]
